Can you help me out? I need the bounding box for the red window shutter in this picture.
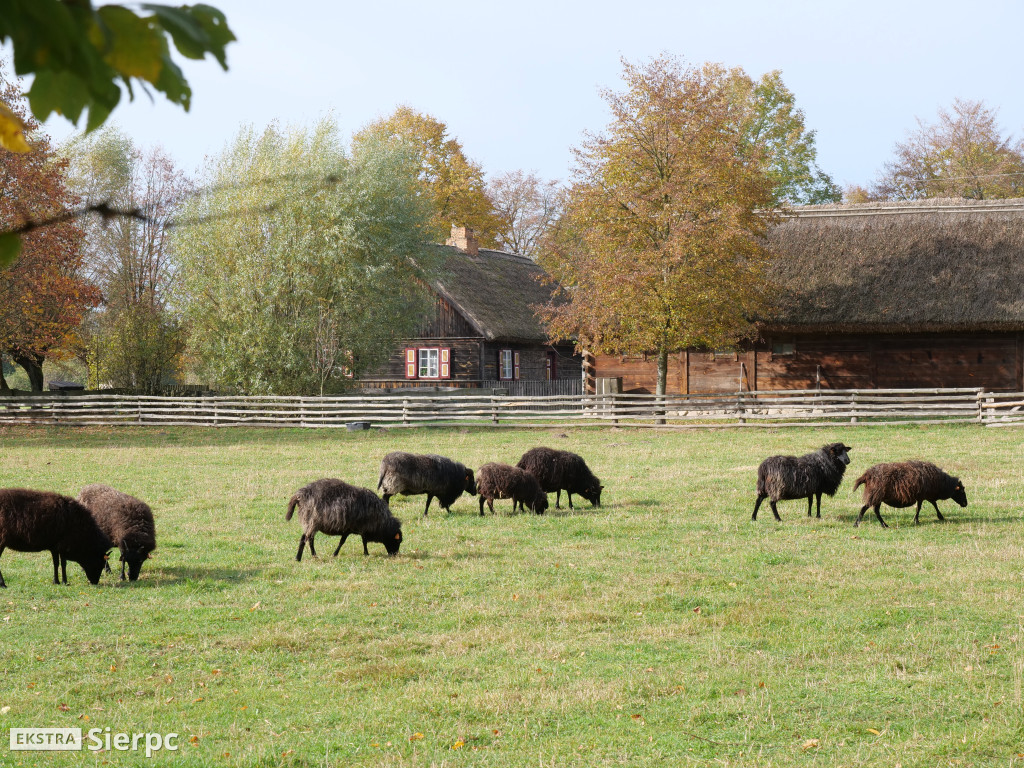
[513,351,520,380]
[439,348,451,379]
[404,348,417,379]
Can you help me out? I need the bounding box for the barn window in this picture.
[499,349,519,380]
[418,348,440,378]
[772,340,796,356]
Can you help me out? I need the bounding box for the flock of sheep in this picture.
[0,440,968,587]
[752,442,968,527]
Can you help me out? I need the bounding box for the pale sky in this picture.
[39,0,1024,192]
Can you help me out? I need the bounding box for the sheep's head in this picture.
[384,522,403,556]
[464,468,477,496]
[949,478,968,507]
[80,550,110,585]
[532,492,549,515]
[581,483,603,507]
[122,547,152,581]
[826,443,852,466]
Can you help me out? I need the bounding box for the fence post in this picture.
[402,397,409,426]
[850,392,858,424]
[491,394,499,425]
[737,391,745,425]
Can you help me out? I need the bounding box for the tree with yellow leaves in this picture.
[354,107,503,247]
[539,54,777,397]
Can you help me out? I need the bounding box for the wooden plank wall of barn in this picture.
[594,333,1024,393]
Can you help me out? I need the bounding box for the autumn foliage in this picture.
[539,55,777,395]
[0,74,99,391]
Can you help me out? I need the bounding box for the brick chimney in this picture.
[446,225,479,256]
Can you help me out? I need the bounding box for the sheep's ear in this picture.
[395,533,401,540]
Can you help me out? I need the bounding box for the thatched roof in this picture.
[766,198,1024,332]
[425,244,554,342]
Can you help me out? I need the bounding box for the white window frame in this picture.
[499,349,514,380]
[418,348,440,379]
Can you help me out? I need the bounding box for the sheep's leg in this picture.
[555,490,562,509]
[61,556,68,585]
[362,537,369,556]
[423,495,433,517]
[815,493,823,519]
[752,494,767,520]
[567,492,575,510]
[50,551,60,584]
[295,534,307,562]
[382,493,392,507]
[0,547,5,588]
[806,496,813,517]
[487,498,495,515]
[914,500,923,524]
[120,559,127,581]
[332,534,348,557]
[872,504,889,529]
[855,504,869,527]
[104,559,112,574]
[479,496,485,516]
[307,534,318,558]
[769,500,782,521]
[931,501,946,522]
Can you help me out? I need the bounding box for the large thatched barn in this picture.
[591,198,1024,393]
[363,227,581,391]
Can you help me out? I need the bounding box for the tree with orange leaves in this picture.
[539,54,777,397]
[0,72,100,391]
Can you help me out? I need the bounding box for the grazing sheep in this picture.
[515,447,603,510]
[752,443,853,521]
[377,451,476,516]
[286,479,402,559]
[77,484,156,581]
[0,488,112,587]
[476,462,549,515]
[853,461,968,528]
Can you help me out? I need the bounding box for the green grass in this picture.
[0,423,1023,767]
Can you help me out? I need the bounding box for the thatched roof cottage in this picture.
[592,198,1024,393]
[363,227,581,391]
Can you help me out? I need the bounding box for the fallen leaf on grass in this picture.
[0,707,9,715]
[693,607,701,614]
[189,735,199,745]
[866,728,880,735]
[410,733,424,741]
[57,704,69,712]
[451,740,464,749]
[801,738,819,750]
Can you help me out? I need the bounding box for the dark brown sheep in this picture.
[753,443,852,521]
[0,488,112,587]
[77,484,156,581]
[515,447,602,510]
[853,461,968,528]
[476,463,549,515]
[377,452,476,516]
[286,478,403,559]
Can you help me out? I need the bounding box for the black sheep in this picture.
[853,461,967,528]
[377,451,476,516]
[0,488,112,587]
[78,484,157,581]
[476,463,549,515]
[752,443,852,521]
[515,446,603,510]
[287,478,403,559]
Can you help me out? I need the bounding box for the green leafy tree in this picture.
[174,119,435,395]
[0,2,234,267]
[63,127,188,392]
[354,106,504,247]
[539,54,777,398]
[874,98,1024,200]
[728,70,842,206]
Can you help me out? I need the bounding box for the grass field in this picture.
[0,423,1022,767]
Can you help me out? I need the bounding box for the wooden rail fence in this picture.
[5,387,1024,428]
